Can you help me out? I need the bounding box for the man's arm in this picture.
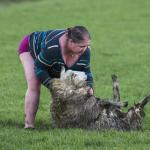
[34,46,59,88]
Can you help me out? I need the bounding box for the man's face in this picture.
[66,38,91,55]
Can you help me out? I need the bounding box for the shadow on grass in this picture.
[0,119,24,128]
[84,140,105,148]
[0,0,38,5]
[35,119,52,131]
[0,119,52,131]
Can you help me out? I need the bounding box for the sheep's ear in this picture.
[60,66,65,78]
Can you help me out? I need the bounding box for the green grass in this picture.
[1,0,150,149]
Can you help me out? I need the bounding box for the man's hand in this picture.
[87,87,94,96]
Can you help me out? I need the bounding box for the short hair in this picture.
[67,26,91,43]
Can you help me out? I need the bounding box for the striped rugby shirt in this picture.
[29,29,93,88]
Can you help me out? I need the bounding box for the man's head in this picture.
[65,26,91,55]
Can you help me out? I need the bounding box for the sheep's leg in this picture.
[112,75,120,102]
[139,94,150,109]
[96,97,128,108]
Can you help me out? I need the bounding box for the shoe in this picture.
[24,123,35,129]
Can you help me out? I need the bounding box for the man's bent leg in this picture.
[19,52,41,128]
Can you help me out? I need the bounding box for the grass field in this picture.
[1,0,150,149]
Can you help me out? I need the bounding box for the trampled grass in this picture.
[0,0,150,149]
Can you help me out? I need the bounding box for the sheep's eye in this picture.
[72,74,77,78]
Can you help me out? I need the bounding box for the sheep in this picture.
[49,68,150,131]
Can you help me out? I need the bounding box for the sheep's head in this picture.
[126,94,150,130]
[60,66,87,88]
[127,104,145,120]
